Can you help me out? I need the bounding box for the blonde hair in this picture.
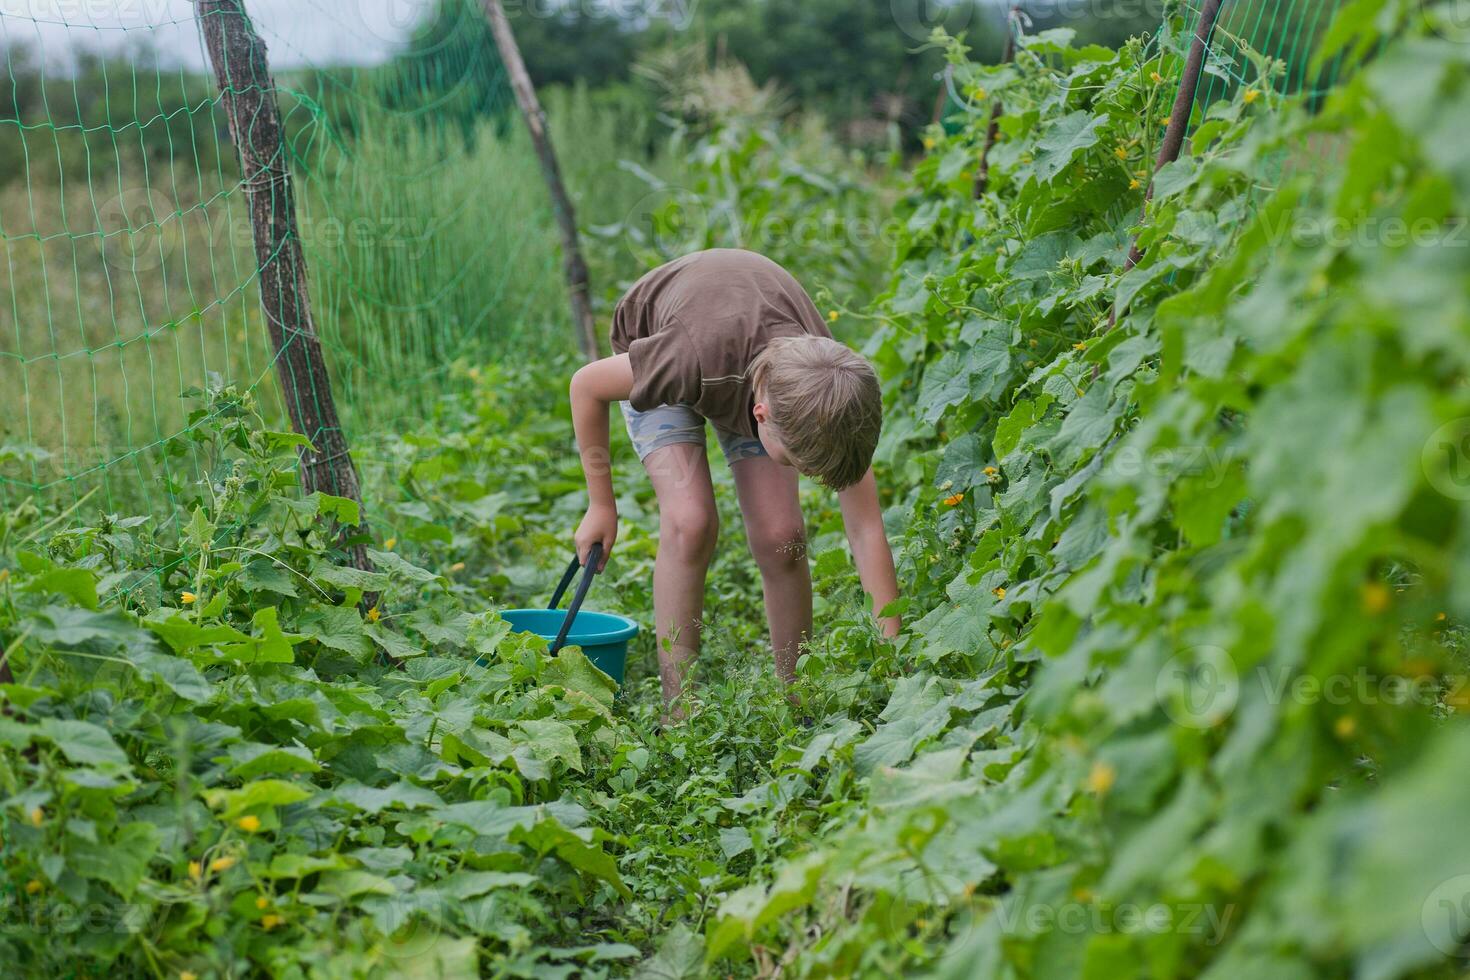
[750,336,882,490]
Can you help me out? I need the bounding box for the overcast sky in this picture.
[1,0,432,70]
[1,1,1025,74]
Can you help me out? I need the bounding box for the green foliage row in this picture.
[7,2,1470,978]
[0,354,883,976]
[698,1,1470,976]
[0,381,645,977]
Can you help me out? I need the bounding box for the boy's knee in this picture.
[749,521,807,570]
[662,506,719,562]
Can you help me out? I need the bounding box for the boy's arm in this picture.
[570,354,635,571]
[838,468,901,638]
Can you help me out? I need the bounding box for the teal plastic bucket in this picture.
[501,607,638,686]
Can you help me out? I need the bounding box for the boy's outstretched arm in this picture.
[570,354,634,571]
[838,468,901,638]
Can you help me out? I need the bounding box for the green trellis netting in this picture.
[1184,0,1357,107]
[0,0,567,540]
[1,0,1386,566]
[963,0,1368,115]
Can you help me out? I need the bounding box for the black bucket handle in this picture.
[546,541,603,656]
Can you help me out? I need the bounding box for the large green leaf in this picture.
[32,606,141,648]
[852,697,956,774]
[516,718,584,773]
[296,605,374,661]
[1032,111,1106,182]
[204,778,314,818]
[512,818,631,899]
[542,648,617,709]
[227,743,322,779]
[66,821,159,899]
[19,564,99,610]
[37,717,130,770]
[329,780,444,813]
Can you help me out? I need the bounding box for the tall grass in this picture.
[0,67,672,516]
[0,24,890,523]
[0,142,267,516]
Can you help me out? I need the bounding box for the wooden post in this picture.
[1109,0,1227,329]
[1123,0,1227,272]
[479,0,600,362]
[196,0,372,573]
[974,6,1021,200]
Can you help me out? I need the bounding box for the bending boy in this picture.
[569,248,900,712]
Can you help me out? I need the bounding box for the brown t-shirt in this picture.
[610,249,834,439]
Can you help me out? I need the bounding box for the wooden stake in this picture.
[479,0,601,362]
[975,6,1021,200]
[1109,0,1228,329]
[1124,0,1228,273]
[196,0,372,573]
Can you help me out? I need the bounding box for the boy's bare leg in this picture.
[730,456,811,685]
[644,443,719,719]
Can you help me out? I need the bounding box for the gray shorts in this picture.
[620,402,767,465]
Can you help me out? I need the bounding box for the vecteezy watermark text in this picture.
[1259,211,1470,252]
[1158,647,1459,731]
[993,897,1236,945]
